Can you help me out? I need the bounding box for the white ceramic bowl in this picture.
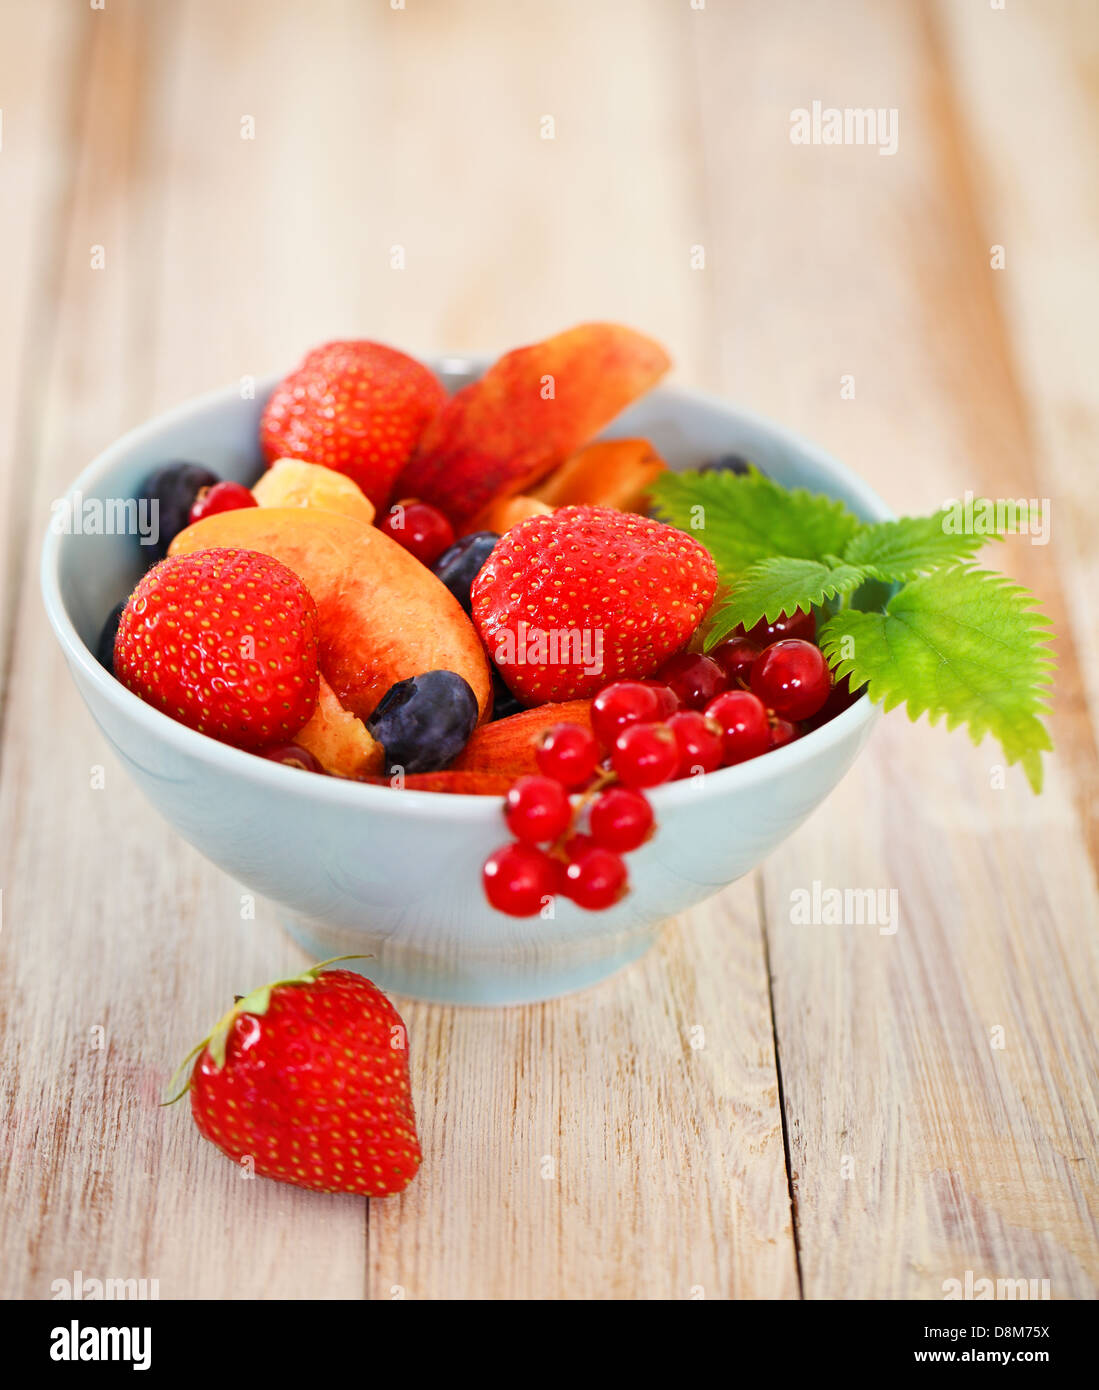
[42,359,886,1004]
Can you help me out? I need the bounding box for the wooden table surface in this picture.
[1,0,1096,1300]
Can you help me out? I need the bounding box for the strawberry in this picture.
[180,962,421,1197]
[471,505,718,704]
[260,341,447,510]
[114,547,320,750]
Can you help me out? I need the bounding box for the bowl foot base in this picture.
[279,915,664,1006]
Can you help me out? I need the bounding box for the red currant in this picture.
[710,636,760,686]
[802,673,864,732]
[189,480,258,524]
[611,722,679,789]
[589,787,654,852]
[380,500,456,567]
[483,842,558,917]
[656,652,728,710]
[769,718,798,748]
[563,846,628,911]
[561,831,597,862]
[738,608,815,647]
[704,690,772,765]
[504,775,572,845]
[750,638,831,721]
[637,680,680,719]
[666,710,725,778]
[535,722,601,789]
[591,681,664,747]
[258,743,324,773]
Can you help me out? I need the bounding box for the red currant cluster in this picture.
[482,610,852,918]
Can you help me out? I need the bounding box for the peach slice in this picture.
[362,771,515,795]
[531,439,667,512]
[394,323,670,528]
[170,507,492,723]
[253,458,376,525]
[466,495,552,536]
[451,699,593,776]
[295,674,383,777]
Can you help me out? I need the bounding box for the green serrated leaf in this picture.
[843,508,1002,581]
[648,468,862,580]
[818,567,1054,791]
[702,556,867,648]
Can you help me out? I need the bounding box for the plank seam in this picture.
[755,869,804,1299]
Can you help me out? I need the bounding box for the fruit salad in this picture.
[98,321,1053,923]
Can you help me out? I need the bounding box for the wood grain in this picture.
[0,0,1096,1300]
[0,0,792,1300]
[694,0,1099,1297]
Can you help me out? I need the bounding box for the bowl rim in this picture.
[41,365,890,821]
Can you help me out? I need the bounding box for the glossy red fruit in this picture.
[589,787,654,853]
[704,690,772,766]
[710,636,760,686]
[591,681,664,748]
[738,608,815,647]
[379,500,456,567]
[187,964,420,1197]
[666,710,724,778]
[657,652,728,710]
[259,744,325,773]
[188,480,258,525]
[536,722,601,789]
[750,638,831,721]
[114,548,320,750]
[483,843,558,917]
[802,673,864,732]
[637,680,680,719]
[563,846,628,910]
[770,719,798,748]
[504,775,572,845]
[611,722,679,789]
[259,340,447,510]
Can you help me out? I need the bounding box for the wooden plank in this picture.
[694,0,1099,1297]
[0,0,80,721]
[374,887,797,1300]
[1,0,795,1299]
[0,0,367,1300]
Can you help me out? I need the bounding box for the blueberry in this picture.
[95,599,127,674]
[139,461,220,559]
[432,531,500,614]
[490,668,525,721]
[366,670,479,775]
[699,454,755,477]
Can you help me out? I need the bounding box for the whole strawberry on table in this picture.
[102,322,1052,931]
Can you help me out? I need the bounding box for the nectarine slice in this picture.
[170,507,492,723]
[466,494,552,536]
[451,700,593,776]
[362,771,515,795]
[394,323,670,528]
[295,674,383,777]
[532,439,667,512]
[254,458,376,525]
